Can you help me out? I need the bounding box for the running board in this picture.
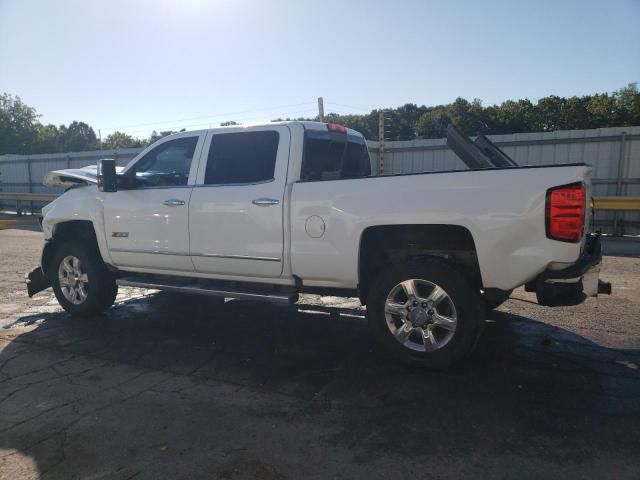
[116,277,298,306]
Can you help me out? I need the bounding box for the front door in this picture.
[103,133,205,272]
[189,126,290,278]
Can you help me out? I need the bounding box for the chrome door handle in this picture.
[163,199,185,207]
[252,198,279,207]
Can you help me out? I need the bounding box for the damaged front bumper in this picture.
[526,233,612,306]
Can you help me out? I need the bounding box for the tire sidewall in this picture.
[367,260,481,368]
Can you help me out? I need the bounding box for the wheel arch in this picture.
[357,224,483,304]
[42,220,102,277]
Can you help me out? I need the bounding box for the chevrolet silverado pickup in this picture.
[26,121,609,368]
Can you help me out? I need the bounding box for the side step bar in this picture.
[116,277,298,306]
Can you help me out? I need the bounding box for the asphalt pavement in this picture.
[0,229,639,479]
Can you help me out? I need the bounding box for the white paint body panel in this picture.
[290,165,591,290]
[188,125,291,278]
[102,187,194,271]
[100,131,206,271]
[39,121,592,294]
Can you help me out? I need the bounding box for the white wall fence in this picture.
[1,126,638,235]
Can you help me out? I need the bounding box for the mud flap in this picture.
[26,267,50,297]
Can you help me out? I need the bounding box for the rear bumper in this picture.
[26,266,50,297]
[525,233,612,306]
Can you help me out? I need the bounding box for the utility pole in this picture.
[378,111,385,175]
[317,97,324,122]
[98,129,102,150]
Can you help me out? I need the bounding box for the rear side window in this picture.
[205,131,279,185]
[301,131,371,181]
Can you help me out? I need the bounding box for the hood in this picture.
[43,164,125,188]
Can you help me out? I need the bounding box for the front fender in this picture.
[41,186,113,266]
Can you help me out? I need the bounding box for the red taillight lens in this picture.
[327,123,347,134]
[546,183,586,242]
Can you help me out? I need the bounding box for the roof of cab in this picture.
[170,121,364,139]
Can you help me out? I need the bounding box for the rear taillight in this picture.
[546,183,586,243]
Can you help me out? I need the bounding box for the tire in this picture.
[366,258,481,369]
[50,241,118,317]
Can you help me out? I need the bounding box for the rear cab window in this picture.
[301,129,371,181]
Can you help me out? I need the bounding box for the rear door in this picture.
[188,126,291,278]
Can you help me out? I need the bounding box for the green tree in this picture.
[416,107,451,138]
[32,124,61,153]
[148,130,177,144]
[2,85,639,153]
[102,131,144,149]
[586,94,618,128]
[485,99,538,134]
[615,82,640,125]
[59,121,98,151]
[0,93,39,154]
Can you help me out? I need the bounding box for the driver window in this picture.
[131,136,198,188]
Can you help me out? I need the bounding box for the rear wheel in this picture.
[50,242,117,317]
[367,259,481,368]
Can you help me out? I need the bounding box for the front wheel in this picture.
[50,242,117,317]
[367,259,482,369]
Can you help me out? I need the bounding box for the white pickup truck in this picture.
[26,121,609,368]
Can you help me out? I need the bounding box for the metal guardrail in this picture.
[0,192,59,217]
[0,192,59,202]
[0,218,39,230]
[592,197,640,212]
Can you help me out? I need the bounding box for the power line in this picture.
[100,101,317,132]
[324,101,371,112]
[323,108,358,116]
[111,109,318,136]
[110,108,319,136]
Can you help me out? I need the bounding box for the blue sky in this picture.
[1,0,638,138]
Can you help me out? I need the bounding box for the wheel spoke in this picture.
[59,276,72,287]
[432,312,457,331]
[62,258,74,274]
[400,280,417,300]
[72,257,81,272]
[427,285,447,306]
[423,329,438,351]
[79,273,88,283]
[385,301,406,318]
[77,285,88,302]
[69,288,78,303]
[394,323,413,344]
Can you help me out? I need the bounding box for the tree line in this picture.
[322,83,640,141]
[1,84,638,155]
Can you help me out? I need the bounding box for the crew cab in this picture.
[26,121,610,368]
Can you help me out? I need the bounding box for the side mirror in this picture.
[97,159,118,192]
